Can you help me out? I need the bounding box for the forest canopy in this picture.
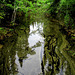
[0,0,75,29]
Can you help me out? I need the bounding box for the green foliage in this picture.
[48,0,75,29]
[6,4,14,9]
[0,27,7,35]
[64,14,74,28]
[0,16,4,19]
[0,12,5,19]
[0,27,3,30]
[59,0,75,28]
[64,14,70,27]
[72,53,75,56]
[0,0,50,25]
[9,29,13,31]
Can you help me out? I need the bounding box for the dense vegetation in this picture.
[0,0,75,52]
[0,0,75,28]
[0,0,75,75]
[0,0,75,50]
[0,0,75,42]
[48,0,75,29]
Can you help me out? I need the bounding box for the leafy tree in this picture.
[48,0,75,29]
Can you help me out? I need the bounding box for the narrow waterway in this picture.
[15,22,44,75]
[0,15,75,75]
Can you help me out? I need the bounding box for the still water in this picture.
[16,22,44,75]
[0,16,75,75]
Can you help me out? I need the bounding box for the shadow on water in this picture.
[0,14,75,75]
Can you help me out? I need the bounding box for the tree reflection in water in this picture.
[0,24,35,75]
[15,25,36,68]
[41,20,75,75]
[0,17,75,75]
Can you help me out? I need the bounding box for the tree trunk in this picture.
[11,8,16,23]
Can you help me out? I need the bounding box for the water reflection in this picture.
[15,22,44,75]
[42,20,75,75]
[0,16,75,75]
[0,34,18,75]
